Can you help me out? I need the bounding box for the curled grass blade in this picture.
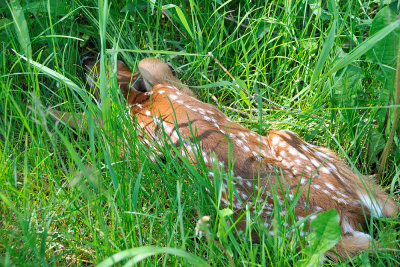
[96,246,208,267]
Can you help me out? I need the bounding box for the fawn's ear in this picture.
[138,57,196,97]
[138,57,175,90]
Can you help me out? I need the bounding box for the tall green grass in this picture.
[1,0,399,265]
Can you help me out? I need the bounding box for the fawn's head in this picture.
[139,57,196,97]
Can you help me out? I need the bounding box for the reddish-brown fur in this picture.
[51,57,398,259]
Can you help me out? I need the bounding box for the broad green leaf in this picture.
[235,78,251,107]
[368,128,387,164]
[309,209,341,255]
[26,0,68,15]
[8,0,31,58]
[297,209,341,267]
[367,7,400,67]
[219,207,233,218]
[308,0,331,21]
[0,18,12,40]
[217,207,233,243]
[366,7,400,138]
[330,65,365,108]
[367,6,400,98]
[328,18,400,76]
[175,6,194,39]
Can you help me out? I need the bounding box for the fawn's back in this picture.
[59,57,397,259]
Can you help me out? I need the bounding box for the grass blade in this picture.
[8,0,32,58]
[310,0,337,86]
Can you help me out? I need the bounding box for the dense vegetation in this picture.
[1,0,399,265]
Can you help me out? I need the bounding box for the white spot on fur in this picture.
[327,162,338,172]
[164,85,178,90]
[202,152,208,164]
[299,153,309,160]
[294,158,302,166]
[310,159,319,167]
[131,103,143,109]
[271,136,280,145]
[169,94,178,100]
[336,191,349,199]
[145,110,151,117]
[332,196,348,204]
[312,184,321,190]
[282,159,293,168]
[203,116,213,122]
[325,182,336,191]
[315,151,328,159]
[153,116,161,125]
[234,200,243,209]
[320,167,331,174]
[236,139,244,146]
[301,144,309,151]
[359,193,384,217]
[288,147,298,155]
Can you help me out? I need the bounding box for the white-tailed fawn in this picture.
[50,57,398,259]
